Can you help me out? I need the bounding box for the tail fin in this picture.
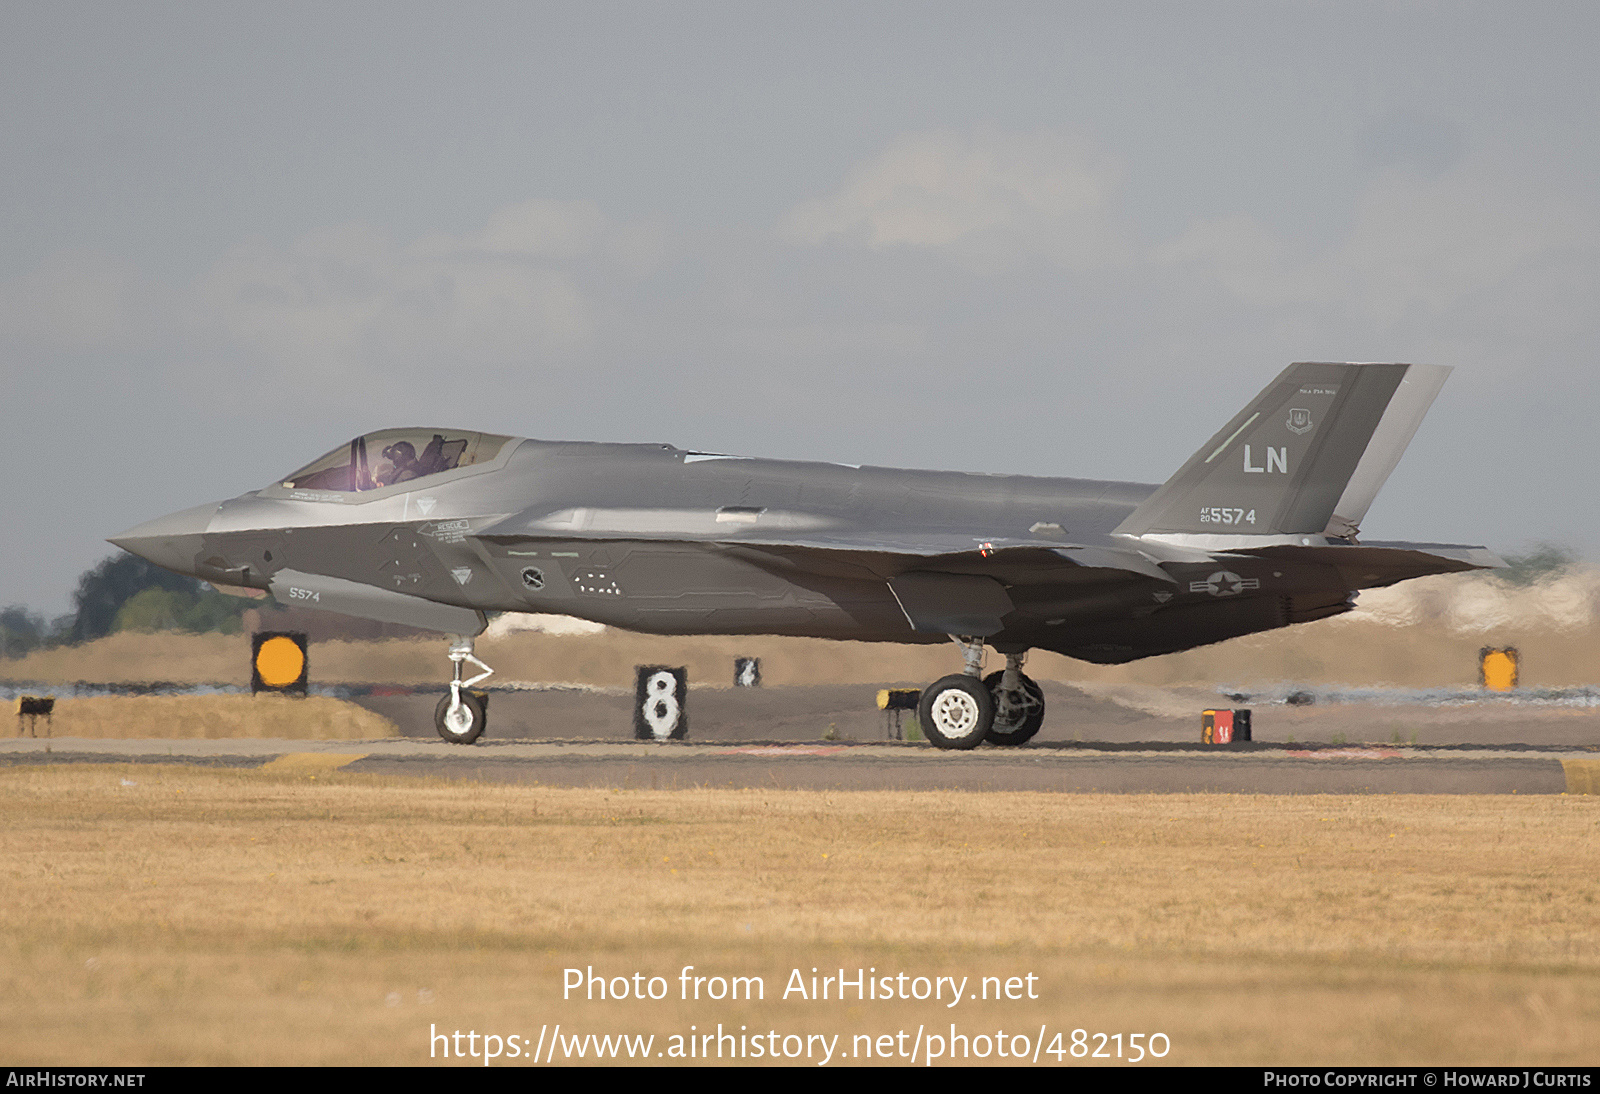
[1114,362,1450,538]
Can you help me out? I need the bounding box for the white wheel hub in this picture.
[444,698,474,735]
[930,689,982,739]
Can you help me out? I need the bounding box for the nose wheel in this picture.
[435,636,493,744]
[435,690,486,744]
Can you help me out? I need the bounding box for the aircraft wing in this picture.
[719,531,1175,583]
[473,517,1180,639]
[473,516,1175,583]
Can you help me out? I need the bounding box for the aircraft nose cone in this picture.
[108,501,222,578]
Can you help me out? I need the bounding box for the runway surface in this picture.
[6,681,1599,793]
[5,737,1599,795]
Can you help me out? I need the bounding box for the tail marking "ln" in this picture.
[1243,445,1287,474]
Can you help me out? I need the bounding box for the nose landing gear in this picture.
[435,635,494,744]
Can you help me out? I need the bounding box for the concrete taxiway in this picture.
[5,681,1599,794]
[4,736,1598,795]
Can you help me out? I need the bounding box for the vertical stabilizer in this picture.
[1322,363,1450,537]
[1114,362,1449,538]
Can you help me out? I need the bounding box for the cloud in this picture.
[1335,168,1600,332]
[1356,111,1466,176]
[779,129,1130,273]
[198,200,644,384]
[198,215,597,384]
[0,250,166,354]
[1152,158,1600,334]
[0,199,664,393]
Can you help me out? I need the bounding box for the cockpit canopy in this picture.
[280,429,514,493]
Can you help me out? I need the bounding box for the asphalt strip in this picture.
[3,738,1598,794]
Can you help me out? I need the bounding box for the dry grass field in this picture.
[11,695,396,740]
[4,763,1598,1066]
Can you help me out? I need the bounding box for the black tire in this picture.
[435,690,486,744]
[917,674,995,750]
[983,670,1045,746]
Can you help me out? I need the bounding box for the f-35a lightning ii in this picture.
[112,361,1500,749]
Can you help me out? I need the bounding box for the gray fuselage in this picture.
[114,437,1360,663]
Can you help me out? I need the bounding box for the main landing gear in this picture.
[917,638,1045,750]
[435,635,494,744]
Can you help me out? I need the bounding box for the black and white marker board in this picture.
[634,665,688,740]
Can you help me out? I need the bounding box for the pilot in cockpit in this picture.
[376,441,422,487]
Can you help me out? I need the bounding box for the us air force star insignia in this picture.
[1189,571,1261,597]
[451,567,473,585]
[1286,408,1314,435]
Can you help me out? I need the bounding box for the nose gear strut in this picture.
[435,635,494,744]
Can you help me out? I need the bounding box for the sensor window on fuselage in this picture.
[280,429,511,493]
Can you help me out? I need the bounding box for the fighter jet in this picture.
[111,361,1500,749]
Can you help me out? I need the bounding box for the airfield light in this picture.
[1480,647,1519,692]
[253,632,309,696]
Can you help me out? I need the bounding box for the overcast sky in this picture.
[3,1,1597,615]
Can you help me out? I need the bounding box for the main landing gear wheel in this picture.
[918,674,995,751]
[983,670,1045,746]
[435,690,486,745]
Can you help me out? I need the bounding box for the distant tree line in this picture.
[0,605,65,659]
[1,553,267,659]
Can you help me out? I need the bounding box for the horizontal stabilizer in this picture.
[1223,541,1504,589]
